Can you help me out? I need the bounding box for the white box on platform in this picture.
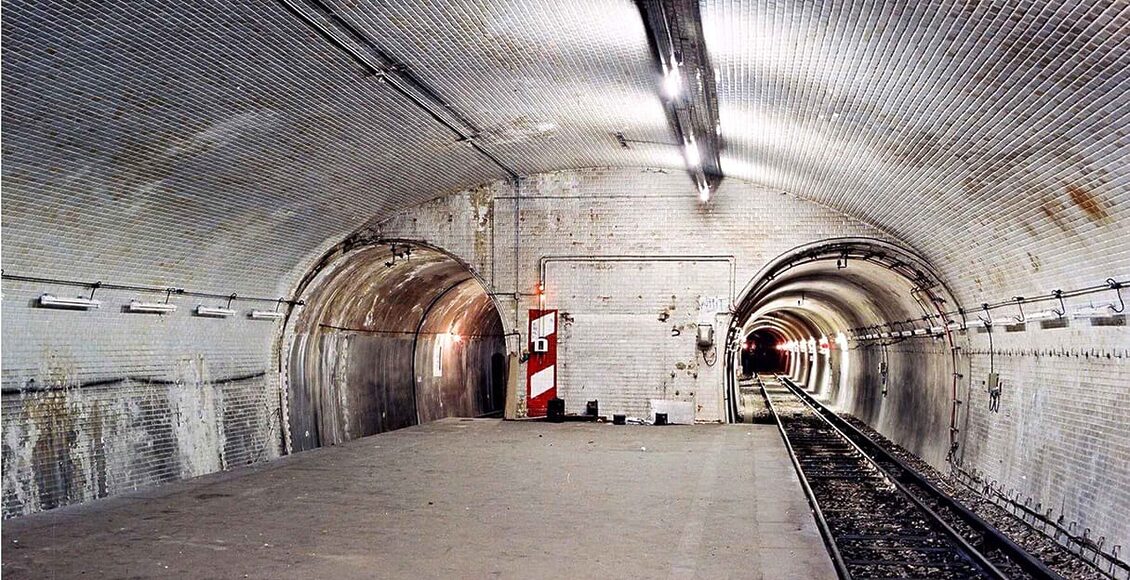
[650,400,695,424]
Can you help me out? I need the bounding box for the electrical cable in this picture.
[3,371,269,395]
[701,345,718,367]
[984,309,1001,413]
[1,272,301,306]
[848,277,1129,337]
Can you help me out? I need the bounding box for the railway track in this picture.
[759,374,1064,580]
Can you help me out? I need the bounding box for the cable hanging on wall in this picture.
[980,303,1001,413]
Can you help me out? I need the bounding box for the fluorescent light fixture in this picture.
[1072,303,1118,319]
[965,319,985,329]
[900,330,914,337]
[1027,309,1061,322]
[945,321,962,331]
[991,316,1021,327]
[912,328,928,336]
[698,183,711,202]
[196,305,236,318]
[128,301,177,314]
[879,332,890,338]
[39,294,101,309]
[684,140,701,166]
[662,65,681,98]
[250,310,285,320]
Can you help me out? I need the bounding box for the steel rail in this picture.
[764,374,1009,579]
[758,375,852,579]
[777,375,1065,580]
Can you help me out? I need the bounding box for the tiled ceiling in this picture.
[704,0,1129,298]
[2,0,1126,300]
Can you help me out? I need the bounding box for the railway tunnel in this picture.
[285,242,510,451]
[1,0,1128,578]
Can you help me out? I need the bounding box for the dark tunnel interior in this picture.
[740,328,788,376]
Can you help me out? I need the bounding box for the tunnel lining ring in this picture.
[725,238,962,449]
[277,238,516,454]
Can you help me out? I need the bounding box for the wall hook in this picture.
[1052,289,1066,317]
[1107,278,1125,313]
[1011,296,1026,323]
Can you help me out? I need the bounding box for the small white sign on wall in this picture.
[698,296,726,324]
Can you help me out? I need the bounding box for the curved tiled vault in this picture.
[1,0,1127,559]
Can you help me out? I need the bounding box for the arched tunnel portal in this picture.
[283,242,510,452]
[727,238,964,466]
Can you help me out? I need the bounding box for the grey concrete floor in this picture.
[2,419,835,579]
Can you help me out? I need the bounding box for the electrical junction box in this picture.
[696,324,715,350]
[987,372,1000,394]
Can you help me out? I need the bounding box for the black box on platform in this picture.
[547,398,565,422]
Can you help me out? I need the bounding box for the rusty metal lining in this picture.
[285,244,506,451]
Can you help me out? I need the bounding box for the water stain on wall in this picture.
[1066,184,1111,224]
[2,372,281,518]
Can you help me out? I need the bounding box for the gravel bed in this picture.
[843,415,1108,580]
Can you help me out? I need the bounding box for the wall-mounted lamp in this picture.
[250,298,287,320]
[1026,309,1061,322]
[1072,303,1119,319]
[39,294,101,309]
[197,293,237,318]
[683,140,700,167]
[128,301,178,314]
[662,63,681,98]
[196,306,236,318]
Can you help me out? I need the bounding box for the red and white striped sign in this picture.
[526,309,557,417]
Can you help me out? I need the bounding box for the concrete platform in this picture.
[2,419,835,579]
